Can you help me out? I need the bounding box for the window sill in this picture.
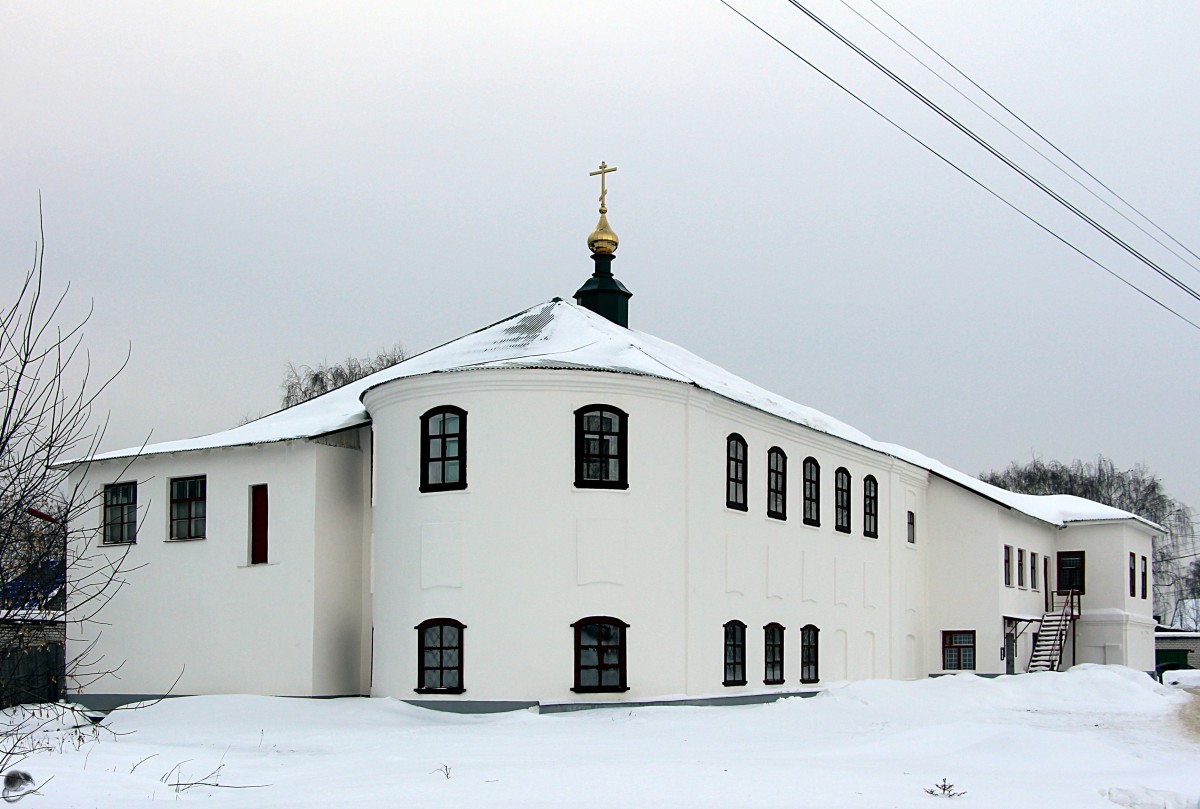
[767,513,787,522]
[726,503,748,512]
[419,484,468,495]
[863,532,879,540]
[100,541,136,547]
[799,677,819,685]
[574,482,630,491]
[414,687,465,695]
[763,679,785,686]
[802,518,820,528]
[571,686,630,694]
[723,679,747,687]
[835,527,850,534]
[165,537,206,543]
[238,562,279,569]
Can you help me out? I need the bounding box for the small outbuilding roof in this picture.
[80,299,1153,530]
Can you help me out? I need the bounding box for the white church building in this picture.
[66,175,1158,710]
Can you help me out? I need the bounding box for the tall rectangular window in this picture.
[1017,549,1026,588]
[1030,552,1039,590]
[421,406,467,492]
[834,468,851,533]
[767,447,787,520]
[1129,552,1136,597]
[726,434,748,511]
[169,476,206,540]
[800,625,820,684]
[906,511,915,544]
[943,631,976,670]
[1003,545,1013,587]
[863,475,878,538]
[250,484,268,565]
[572,616,629,692]
[763,623,785,685]
[723,621,746,686]
[416,618,465,693]
[802,458,820,526]
[103,482,137,544]
[575,405,628,489]
[1141,556,1148,599]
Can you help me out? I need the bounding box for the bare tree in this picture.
[1,206,135,772]
[280,344,406,407]
[981,455,1198,623]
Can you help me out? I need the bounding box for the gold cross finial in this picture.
[589,161,618,214]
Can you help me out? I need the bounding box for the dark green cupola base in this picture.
[575,253,632,328]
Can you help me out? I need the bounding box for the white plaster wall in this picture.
[367,368,933,703]
[924,477,1066,675]
[311,435,371,694]
[67,439,366,700]
[682,394,929,692]
[1055,522,1156,670]
[366,371,691,703]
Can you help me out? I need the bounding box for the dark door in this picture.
[1057,551,1085,595]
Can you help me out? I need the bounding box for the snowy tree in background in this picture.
[280,345,406,408]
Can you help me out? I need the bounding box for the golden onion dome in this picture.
[587,212,619,255]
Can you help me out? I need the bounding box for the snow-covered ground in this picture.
[13,665,1199,808]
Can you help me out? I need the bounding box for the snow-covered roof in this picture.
[81,299,1152,530]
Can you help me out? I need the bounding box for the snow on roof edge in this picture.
[71,298,1151,530]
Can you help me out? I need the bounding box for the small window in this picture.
[169,476,206,540]
[415,618,465,694]
[572,616,628,692]
[250,484,268,565]
[800,625,820,684]
[726,434,748,511]
[1003,545,1013,587]
[1017,549,1026,588]
[863,475,878,538]
[575,406,628,490]
[802,457,820,527]
[834,468,851,533]
[103,482,137,544]
[421,406,467,492]
[1129,552,1136,597]
[723,620,746,686]
[942,630,976,670]
[1141,556,1148,599]
[763,623,785,685]
[906,511,915,544]
[767,447,787,520]
[1031,552,1039,590]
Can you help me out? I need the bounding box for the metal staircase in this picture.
[1027,590,1078,673]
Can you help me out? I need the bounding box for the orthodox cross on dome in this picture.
[589,161,618,214]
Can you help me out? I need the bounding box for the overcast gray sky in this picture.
[4,1,1199,511]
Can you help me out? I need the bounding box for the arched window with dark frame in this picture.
[835,467,851,533]
[763,622,785,685]
[803,457,820,526]
[415,618,465,694]
[767,447,787,520]
[726,434,748,511]
[723,620,746,686]
[863,475,879,538]
[575,405,628,489]
[572,616,629,692]
[420,406,467,492]
[800,624,820,684]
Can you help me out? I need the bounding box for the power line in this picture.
[716,0,1200,331]
[839,0,1200,280]
[779,0,1200,309]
